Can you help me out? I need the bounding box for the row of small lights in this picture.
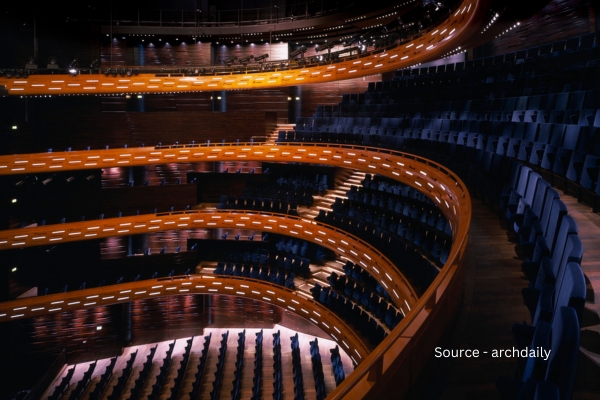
[394,1,417,9]
[442,46,466,58]
[294,26,314,31]
[308,34,328,39]
[480,12,499,34]
[363,24,383,30]
[376,11,397,20]
[495,22,521,38]
[345,15,366,23]
[324,25,345,31]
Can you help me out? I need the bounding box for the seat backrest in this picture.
[553,234,583,297]
[515,166,533,197]
[531,180,551,218]
[545,306,580,400]
[550,215,578,267]
[541,199,568,251]
[554,261,586,321]
[524,173,542,206]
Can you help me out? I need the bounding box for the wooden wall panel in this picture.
[214,42,288,64]
[300,74,382,116]
[226,88,289,122]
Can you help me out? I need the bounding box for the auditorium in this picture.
[0,0,599,398]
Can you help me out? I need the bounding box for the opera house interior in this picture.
[1,0,600,398]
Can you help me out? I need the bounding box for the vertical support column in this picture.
[212,91,226,112]
[288,86,301,123]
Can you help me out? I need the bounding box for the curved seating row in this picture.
[88,357,117,400]
[128,344,158,399]
[230,330,246,400]
[209,331,229,400]
[188,333,212,400]
[168,337,193,400]
[48,367,74,400]
[290,333,306,400]
[327,271,403,330]
[272,331,283,400]
[330,346,346,387]
[214,262,296,289]
[250,330,263,400]
[309,338,327,400]
[148,341,175,400]
[310,283,387,346]
[67,362,96,400]
[107,350,138,400]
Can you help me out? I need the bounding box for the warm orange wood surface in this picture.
[0,210,417,311]
[0,275,370,365]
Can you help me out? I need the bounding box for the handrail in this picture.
[0,275,370,366]
[0,210,418,311]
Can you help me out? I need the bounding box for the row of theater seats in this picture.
[209,331,229,400]
[222,246,313,276]
[316,192,443,293]
[148,341,175,400]
[338,183,452,264]
[188,333,212,400]
[309,338,327,400]
[327,270,404,330]
[329,346,346,387]
[106,351,138,400]
[88,357,117,400]
[395,31,600,78]
[217,195,302,215]
[214,262,296,289]
[168,337,193,400]
[301,90,600,136]
[47,367,74,400]
[485,163,584,399]
[310,283,387,346]
[243,175,327,200]
[127,344,158,399]
[251,330,263,400]
[290,333,306,400]
[290,117,600,208]
[316,86,600,123]
[230,330,246,400]
[272,331,283,400]
[66,362,96,400]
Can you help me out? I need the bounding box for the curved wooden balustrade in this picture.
[0,210,417,311]
[0,275,369,365]
[0,0,488,96]
[0,142,471,398]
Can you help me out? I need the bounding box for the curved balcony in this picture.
[0,141,471,398]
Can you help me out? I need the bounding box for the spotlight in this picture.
[68,59,78,75]
[46,57,58,70]
[289,46,307,58]
[5,70,13,79]
[316,42,335,52]
[239,55,253,66]
[25,56,37,70]
[224,56,238,66]
[254,53,269,62]
[126,69,133,77]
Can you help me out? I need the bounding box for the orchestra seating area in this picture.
[40,327,352,400]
